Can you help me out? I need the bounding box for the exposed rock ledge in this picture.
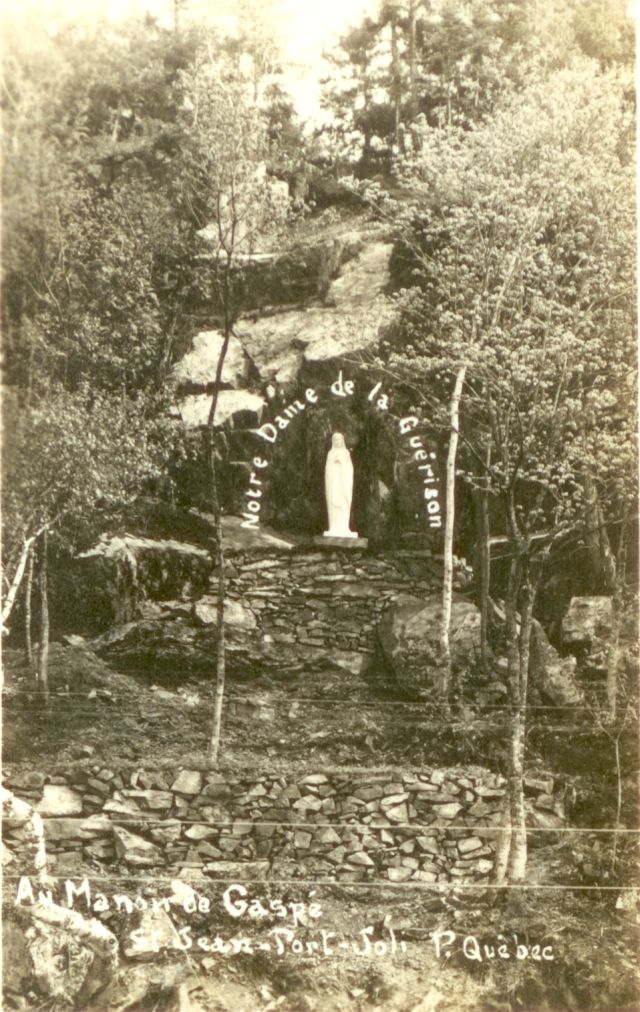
[173,236,394,426]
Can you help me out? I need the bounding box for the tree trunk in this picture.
[390,18,402,151]
[491,809,511,885]
[582,468,616,591]
[38,530,49,702]
[441,365,466,698]
[408,0,418,121]
[1,528,45,630]
[506,708,527,881]
[502,541,545,883]
[362,71,372,158]
[611,734,623,869]
[206,324,231,766]
[596,500,616,590]
[207,457,226,766]
[606,591,622,722]
[478,444,491,673]
[157,318,177,387]
[606,506,629,719]
[506,557,534,882]
[25,546,34,667]
[503,545,525,879]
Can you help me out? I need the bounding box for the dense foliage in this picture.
[1,8,302,585]
[328,0,636,883]
[1,0,637,973]
[385,58,636,546]
[320,0,634,163]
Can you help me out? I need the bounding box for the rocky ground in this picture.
[0,636,606,776]
[3,197,638,1011]
[4,866,639,1012]
[3,543,638,1012]
[3,636,639,1012]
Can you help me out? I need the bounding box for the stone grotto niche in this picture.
[262,396,399,544]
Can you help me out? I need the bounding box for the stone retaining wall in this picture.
[3,765,563,884]
[87,543,449,679]
[212,545,444,660]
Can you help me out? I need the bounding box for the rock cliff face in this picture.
[167,215,429,546]
[179,227,391,402]
[232,239,393,389]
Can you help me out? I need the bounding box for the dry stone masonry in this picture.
[88,541,445,682]
[67,534,582,705]
[218,545,441,657]
[3,764,564,885]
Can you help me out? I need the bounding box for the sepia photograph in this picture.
[1,1,638,1010]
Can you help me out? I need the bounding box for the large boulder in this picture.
[5,902,118,1007]
[562,596,613,652]
[530,621,584,707]
[175,389,266,428]
[90,593,265,680]
[92,615,217,679]
[61,535,213,634]
[171,330,249,391]
[377,594,481,695]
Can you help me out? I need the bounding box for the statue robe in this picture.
[324,444,355,537]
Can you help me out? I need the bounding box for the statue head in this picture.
[331,432,346,449]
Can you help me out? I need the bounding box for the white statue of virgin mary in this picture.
[324,432,357,538]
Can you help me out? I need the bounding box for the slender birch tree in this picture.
[175,55,291,764]
[383,58,636,880]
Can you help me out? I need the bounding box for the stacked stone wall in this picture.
[216,546,442,659]
[3,764,562,885]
